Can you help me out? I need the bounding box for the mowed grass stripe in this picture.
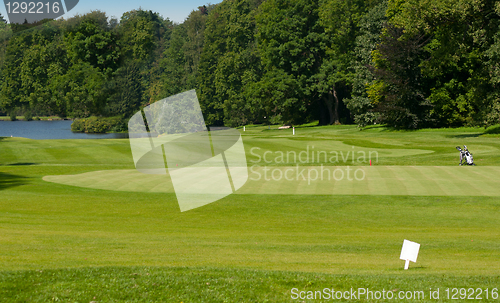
[384,166,410,195]
[436,166,475,195]
[366,165,390,195]
[418,166,451,195]
[43,166,500,196]
[403,166,431,195]
[369,166,406,195]
[408,166,447,196]
[77,141,133,165]
[1,138,59,164]
[465,167,500,195]
[43,170,174,193]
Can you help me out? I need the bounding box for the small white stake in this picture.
[404,259,410,270]
[293,127,295,135]
[243,126,245,132]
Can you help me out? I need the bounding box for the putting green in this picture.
[43,165,500,196]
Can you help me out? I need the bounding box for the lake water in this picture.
[0,120,128,140]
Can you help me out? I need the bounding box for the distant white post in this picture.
[243,126,245,132]
[400,239,420,270]
[293,127,295,135]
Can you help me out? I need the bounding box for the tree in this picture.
[118,9,169,62]
[371,0,500,128]
[343,1,387,127]
[105,61,146,117]
[253,0,325,125]
[50,62,108,117]
[0,13,7,25]
[371,24,432,128]
[160,24,191,97]
[65,12,119,77]
[20,33,67,116]
[197,0,262,127]
[0,28,38,112]
[117,10,173,106]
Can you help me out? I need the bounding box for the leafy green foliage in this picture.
[118,10,169,62]
[9,111,17,121]
[161,7,210,100]
[343,1,387,127]
[23,109,33,121]
[371,24,433,128]
[105,61,146,117]
[368,0,500,128]
[71,116,126,133]
[254,0,323,125]
[192,0,260,127]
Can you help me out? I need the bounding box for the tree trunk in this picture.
[322,86,340,125]
[323,92,334,125]
[332,85,340,124]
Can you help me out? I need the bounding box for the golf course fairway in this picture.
[44,166,500,196]
[1,124,500,302]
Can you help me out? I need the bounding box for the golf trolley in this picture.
[456,145,475,166]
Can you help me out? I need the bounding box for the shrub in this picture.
[71,119,86,132]
[84,117,110,133]
[71,116,126,133]
[269,114,283,125]
[9,111,17,121]
[24,110,33,121]
[102,116,127,132]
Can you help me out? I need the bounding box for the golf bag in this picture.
[456,145,475,166]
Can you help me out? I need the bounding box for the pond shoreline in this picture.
[0,116,70,121]
[0,120,128,140]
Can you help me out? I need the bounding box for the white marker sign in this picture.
[400,239,420,270]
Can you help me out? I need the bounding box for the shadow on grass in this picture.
[359,124,392,131]
[0,172,28,190]
[485,125,500,134]
[8,162,38,166]
[446,133,483,138]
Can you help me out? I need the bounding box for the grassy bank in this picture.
[1,267,499,302]
[0,116,66,121]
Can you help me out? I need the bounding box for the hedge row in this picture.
[71,116,127,133]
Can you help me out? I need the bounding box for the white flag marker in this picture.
[400,239,420,270]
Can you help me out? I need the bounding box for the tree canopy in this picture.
[0,0,499,129]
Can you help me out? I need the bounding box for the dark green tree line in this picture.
[1,0,499,129]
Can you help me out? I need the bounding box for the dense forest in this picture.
[0,0,499,129]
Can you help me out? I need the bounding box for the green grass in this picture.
[1,267,499,302]
[1,125,500,302]
[43,166,500,196]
